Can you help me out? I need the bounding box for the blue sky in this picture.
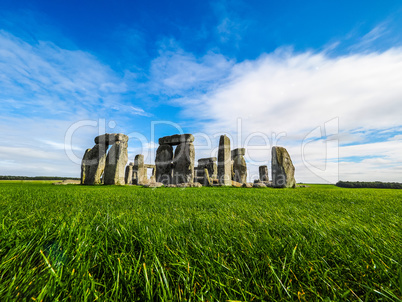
[1,0,402,182]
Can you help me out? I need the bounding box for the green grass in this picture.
[0,182,401,301]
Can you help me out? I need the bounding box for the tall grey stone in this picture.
[104,138,129,185]
[125,163,134,185]
[155,144,173,185]
[272,146,296,188]
[232,149,247,184]
[218,135,231,186]
[133,154,147,185]
[259,165,269,182]
[173,142,195,184]
[80,143,108,185]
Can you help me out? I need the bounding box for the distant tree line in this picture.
[0,176,80,181]
[336,181,402,189]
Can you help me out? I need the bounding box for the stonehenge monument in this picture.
[271,146,296,188]
[218,135,231,186]
[155,134,195,185]
[80,132,297,188]
[81,133,128,185]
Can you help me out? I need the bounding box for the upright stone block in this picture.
[272,146,296,188]
[173,142,195,184]
[155,144,174,185]
[104,139,128,185]
[134,154,147,185]
[218,135,231,186]
[80,144,108,185]
[259,165,269,182]
[125,163,134,185]
[233,153,247,184]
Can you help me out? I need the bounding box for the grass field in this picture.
[0,182,401,301]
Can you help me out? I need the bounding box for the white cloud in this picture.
[175,47,402,183]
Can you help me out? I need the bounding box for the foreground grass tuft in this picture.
[0,182,401,301]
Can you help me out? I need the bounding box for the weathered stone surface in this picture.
[253,182,267,188]
[81,144,108,185]
[143,182,164,188]
[103,141,128,185]
[233,154,247,184]
[231,148,246,159]
[173,142,195,184]
[203,168,212,186]
[218,135,231,186]
[159,134,194,146]
[259,165,269,182]
[125,164,134,185]
[231,180,242,187]
[134,154,147,185]
[95,133,128,145]
[272,146,296,188]
[155,144,174,185]
[198,157,217,179]
[242,182,253,188]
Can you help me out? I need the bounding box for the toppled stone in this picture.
[253,182,267,188]
[159,134,194,146]
[176,182,202,188]
[259,165,269,182]
[143,182,164,188]
[218,135,231,186]
[173,142,195,184]
[95,133,128,145]
[272,146,296,188]
[242,182,253,188]
[231,180,242,187]
[155,144,174,185]
[53,179,80,185]
[103,140,128,185]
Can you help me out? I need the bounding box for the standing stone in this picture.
[125,163,134,185]
[134,154,147,185]
[155,144,174,185]
[232,148,247,184]
[259,165,269,182]
[233,155,247,184]
[218,135,231,186]
[104,138,129,185]
[198,157,217,179]
[272,146,296,188]
[173,142,195,184]
[81,144,108,185]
